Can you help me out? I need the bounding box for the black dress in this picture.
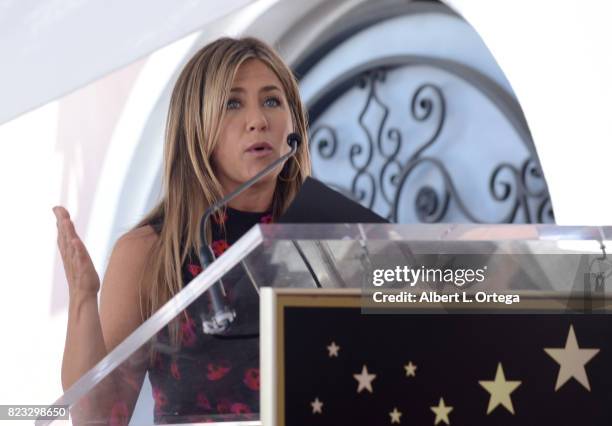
[147,207,272,423]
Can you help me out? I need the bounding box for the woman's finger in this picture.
[66,220,81,262]
[54,207,75,283]
[55,208,72,243]
[56,223,64,255]
[71,238,82,277]
[55,219,70,275]
[66,219,79,242]
[72,238,91,277]
[71,237,100,293]
[62,219,75,279]
[53,208,63,249]
[59,218,69,253]
[53,207,71,227]
[69,226,94,280]
[53,206,71,221]
[61,216,79,283]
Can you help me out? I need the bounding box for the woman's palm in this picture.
[53,206,100,295]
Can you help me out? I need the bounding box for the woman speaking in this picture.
[53,36,311,424]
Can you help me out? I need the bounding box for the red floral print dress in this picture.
[147,207,273,424]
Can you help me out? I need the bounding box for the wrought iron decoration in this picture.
[308,67,555,224]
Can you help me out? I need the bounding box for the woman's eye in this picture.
[226,99,241,109]
[264,97,281,107]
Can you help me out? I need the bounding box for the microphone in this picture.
[197,132,301,334]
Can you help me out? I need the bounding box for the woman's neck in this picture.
[224,180,275,213]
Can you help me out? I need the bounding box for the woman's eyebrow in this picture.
[229,85,282,93]
[260,85,282,93]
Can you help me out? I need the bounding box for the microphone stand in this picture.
[198,134,300,334]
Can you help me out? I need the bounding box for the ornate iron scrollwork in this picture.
[308,67,555,224]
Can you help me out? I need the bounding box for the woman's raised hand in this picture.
[53,206,100,297]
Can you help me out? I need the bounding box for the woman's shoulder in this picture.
[114,225,160,255]
[101,225,159,309]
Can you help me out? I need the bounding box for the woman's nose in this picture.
[246,106,268,132]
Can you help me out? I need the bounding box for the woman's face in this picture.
[212,58,293,191]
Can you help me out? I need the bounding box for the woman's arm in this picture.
[54,206,104,389]
[98,224,158,359]
[54,207,158,422]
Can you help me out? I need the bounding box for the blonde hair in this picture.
[133,37,311,342]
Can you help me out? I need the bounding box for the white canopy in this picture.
[0,0,256,125]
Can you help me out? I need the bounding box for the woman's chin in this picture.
[243,163,283,183]
[237,170,276,187]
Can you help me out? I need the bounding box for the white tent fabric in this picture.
[0,0,257,125]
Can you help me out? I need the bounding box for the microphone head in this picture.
[286,132,301,148]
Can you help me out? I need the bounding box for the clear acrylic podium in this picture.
[39,224,612,425]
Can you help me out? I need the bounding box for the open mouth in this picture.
[246,142,273,155]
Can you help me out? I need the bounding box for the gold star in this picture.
[389,407,402,424]
[430,397,453,425]
[353,365,377,393]
[478,363,521,414]
[327,341,340,357]
[311,397,323,414]
[404,361,417,377]
[544,324,600,391]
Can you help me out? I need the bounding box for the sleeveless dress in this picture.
[147,207,272,424]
